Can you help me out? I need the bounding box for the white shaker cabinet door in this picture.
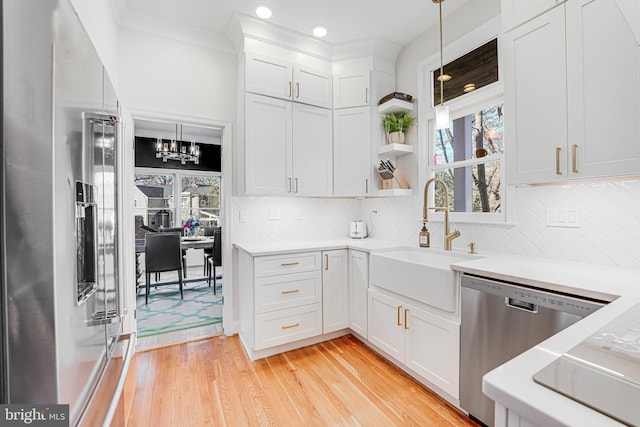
[566,0,640,179]
[322,250,349,333]
[505,6,568,184]
[292,104,333,197]
[294,65,332,109]
[245,53,293,101]
[367,289,404,364]
[333,71,370,109]
[333,107,371,197]
[348,250,368,337]
[244,93,293,195]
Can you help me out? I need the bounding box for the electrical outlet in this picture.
[294,208,302,220]
[546,207,580,228]
[239,209,248,223]
[268,208,281,220]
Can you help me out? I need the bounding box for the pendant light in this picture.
[433,0,450,130]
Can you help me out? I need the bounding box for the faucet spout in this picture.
[422,177,461,251]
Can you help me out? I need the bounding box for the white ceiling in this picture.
[112,0,469,50]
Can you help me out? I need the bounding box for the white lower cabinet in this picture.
[322,250,349,333]
[368,288,460,398]
[348,250,368,337]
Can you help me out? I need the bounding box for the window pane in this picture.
[434,104,504,165]
[434,161,501,213]
[181,176,221,233]
[134,174,174,237]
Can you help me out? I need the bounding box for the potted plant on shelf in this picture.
[382,112,415,144]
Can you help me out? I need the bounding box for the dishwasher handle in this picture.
[506,297,538,313]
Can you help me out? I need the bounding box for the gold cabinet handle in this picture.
[365,87,369,104]
[281,262,299,267]
[281,289,300,294]
[282,323,300,330]
[555,147,562,175]
[397,306,402,326]
[572,144,578,173]
[404,309,410,330]
[288,177,292,193]
[288,81,292,98]
[296,82,300,98]
[325,254,329,271]
[365,178,369,194]
[295,178,299,193]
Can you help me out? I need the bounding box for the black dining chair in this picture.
[144,232,184,304]
[158,226,187,277]
[202,226,220,274]
[207,228,222,294]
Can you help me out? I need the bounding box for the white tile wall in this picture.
[231,179,640,269]
[362,179,640,269]
[231,196,360,243]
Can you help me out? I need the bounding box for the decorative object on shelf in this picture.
[183,217,201,237]
[433,0,450,130]
[156,123,200,165]
[382,112,415,144]
[378,92,413,105]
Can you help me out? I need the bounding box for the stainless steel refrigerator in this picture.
[1,0,132,425]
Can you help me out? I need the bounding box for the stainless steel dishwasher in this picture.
[459,273,607,427]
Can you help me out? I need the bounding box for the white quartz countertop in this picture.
[450,253,640,427]
[233,238,406,256]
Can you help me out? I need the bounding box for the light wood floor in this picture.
[124,334,477,427]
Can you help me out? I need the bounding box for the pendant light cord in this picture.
[438,0,444,107]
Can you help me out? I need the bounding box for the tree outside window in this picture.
[432,104,504,214]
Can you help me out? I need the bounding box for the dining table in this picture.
[135,236,215,290]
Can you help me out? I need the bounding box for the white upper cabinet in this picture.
[292,103,333,196]
[566,0,640,178]
[245,53,332,108]
[506,0,640,184]
[505,6,568,184]
[333,70,371,109]
[245,54,293,101]
[333,107,372,197]
[501,0,567,31]
[244,93,293,196]
[294,65,332,109]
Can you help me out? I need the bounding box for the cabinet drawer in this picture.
[254,252,321,277]
[255,271,322,314]
[254,303,322,350]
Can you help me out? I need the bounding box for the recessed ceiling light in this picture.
[255,6,272,19]
[312,26,328,38]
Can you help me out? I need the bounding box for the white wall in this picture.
[118,26,236,121]
[70,0,120,89]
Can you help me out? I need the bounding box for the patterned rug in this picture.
[136,280,222,338]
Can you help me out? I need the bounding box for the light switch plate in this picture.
[294,208,302,220]
[239,209,248,223]
[546,207,580,228]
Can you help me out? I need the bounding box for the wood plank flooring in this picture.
[124,334,477,427]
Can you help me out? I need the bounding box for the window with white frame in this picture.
[423,25,507,223]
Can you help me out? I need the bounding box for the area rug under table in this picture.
[136,281,222,338]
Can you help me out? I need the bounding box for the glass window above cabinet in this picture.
[432,38,498,105]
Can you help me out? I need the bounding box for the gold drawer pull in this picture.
[397,306,402,326]
[555,147,562,175]
[282,323,300,330]
[281,262,299,267]
[404,309,410,330]
[572,144,578,173]
[281,289,300,294]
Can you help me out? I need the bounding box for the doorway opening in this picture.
[132,118,224,350]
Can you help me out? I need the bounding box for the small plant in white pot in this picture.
[382,112,415,144]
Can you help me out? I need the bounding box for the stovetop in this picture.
[533,304,640,426]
